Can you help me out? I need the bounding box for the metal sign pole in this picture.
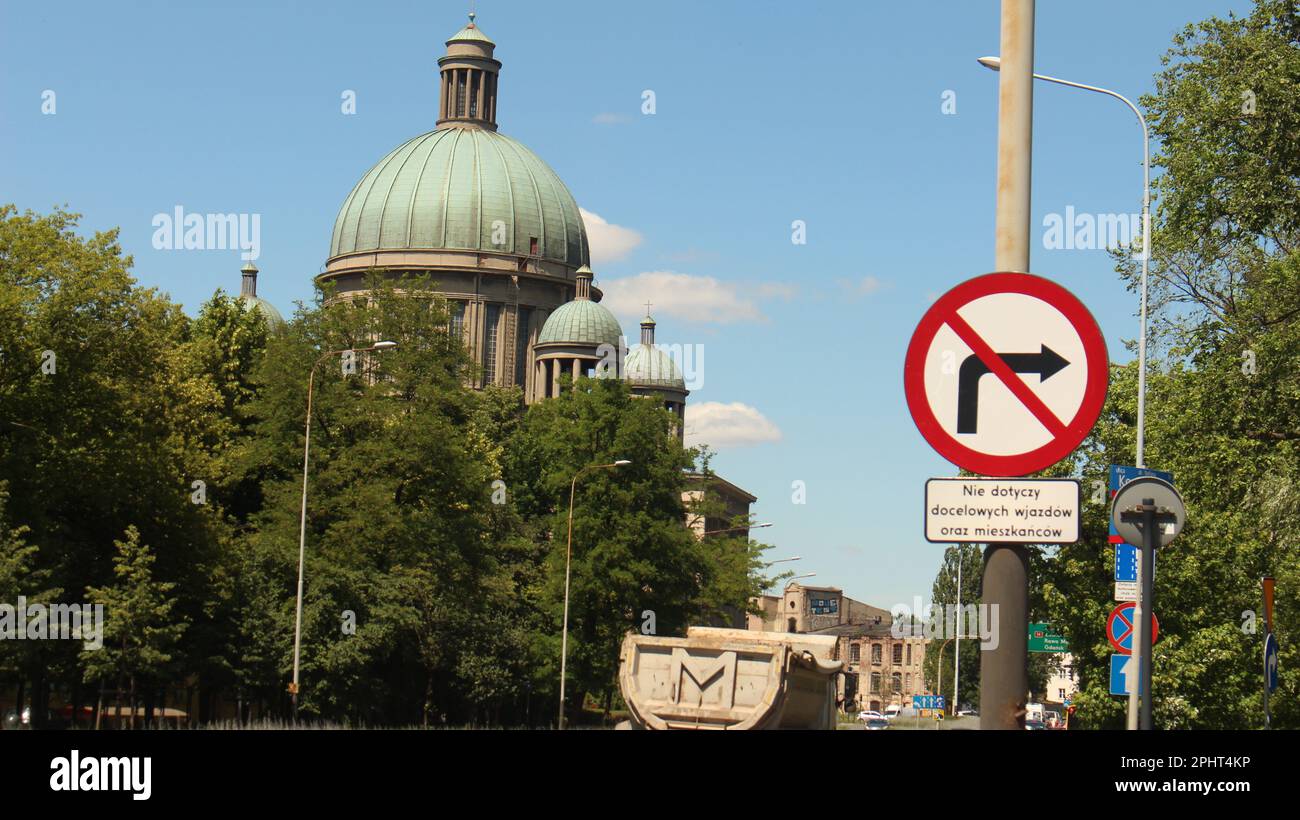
[980,0,1035,732]
[1136,498,1156,730]
[1264,631,1270,730]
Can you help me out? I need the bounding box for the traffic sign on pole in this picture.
[924,478,1081,544]
[1112,478,1186,548]
[1028,623,1068,653]
[1110,655,1136,696]
[904,273,1109,477]
[1107,602,1159,655]
[1265,633,1279,695]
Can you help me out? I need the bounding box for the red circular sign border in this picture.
[1106,602,1160,655]
[903,272,1109,477]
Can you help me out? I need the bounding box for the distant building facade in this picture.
[747,582,930,711]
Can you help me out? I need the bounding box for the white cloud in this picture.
[684,402,783,449]
[580,208,642,265]
[836,275,884,298]
[600,270,790,324]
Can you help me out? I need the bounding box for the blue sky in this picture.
[0,0,1253,609]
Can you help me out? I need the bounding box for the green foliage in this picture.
[82,526,189,709]
[1042,1,1300,729]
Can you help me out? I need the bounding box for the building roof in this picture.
[683,472,757,503]
[329,127,589,267]
[537,299,623,348]
[624,344,685,390]
[448,14,495,45]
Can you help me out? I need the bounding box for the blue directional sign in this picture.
[1110,654,1135,696]
[1114,543,1138,583]
[1266,633,1279,694]
[912,694,946,710]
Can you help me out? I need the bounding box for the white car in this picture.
[883,705,902,721]
[857,710,885,722]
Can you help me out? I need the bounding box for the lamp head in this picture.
[977,56,1002,71]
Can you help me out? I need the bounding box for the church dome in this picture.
[238,262,284,328]
[537,266,622,347]
[624,345,684,391]
[328,125,588,267]
[537,299,623,348]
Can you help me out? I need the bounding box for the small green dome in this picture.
[330,128,589,267]
[624,345,685,391]
[241,294,284,328]
[538,300,623,348]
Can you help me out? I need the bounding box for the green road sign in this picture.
[1028,623,1068,653]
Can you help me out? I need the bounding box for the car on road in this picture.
[957,709,978,717]
[857,710,885,722]
[1025,719,1047,730]
[883,705,903,721]
[863,716,890,730]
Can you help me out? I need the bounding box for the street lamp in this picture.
[701,522,773,536]
[978,55,1152,468]
[291,341,397,720]
[558,459,630,730]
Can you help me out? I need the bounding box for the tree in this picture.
[82,526,189,728]
[1043,0,1300,728]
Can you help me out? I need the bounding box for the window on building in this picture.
[787,618,796,633]
[529,237,540,256]
[482,304,501,384]
[447,299,466,338]
[850,644,861,663]
[871,644,882,665]
[456,71,467,117]
[514,307,532,387]
[891,673,902,694]
[870,673,881,694]
[1059,688,1066,701]
[469,72,479,118]
[892,644,904,665]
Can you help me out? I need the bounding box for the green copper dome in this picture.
[538,299,623,348]
[624,345,685,391]
[330,127,589,267]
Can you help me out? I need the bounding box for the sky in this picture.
[0,0,1255,611]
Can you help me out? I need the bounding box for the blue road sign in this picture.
[912,694,946,710]
[1115,543,1138,583]
[1266,633,1279,694]
[1108,467,1171,580]
[1108,465,1174,493]
[1110,654,1136,696]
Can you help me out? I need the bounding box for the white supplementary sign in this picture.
[925,478,1081,544]
[1114,581,1138,602]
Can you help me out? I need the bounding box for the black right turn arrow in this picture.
[956,345,1070,434]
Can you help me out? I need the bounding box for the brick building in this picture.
[747,582,930,712]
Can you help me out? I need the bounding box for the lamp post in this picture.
[558,459,630,730]
[701,522,773,536]
[291,341,397,720]
[953,549,963,716]
[980,54,1152,730]
[977,55,1151,469]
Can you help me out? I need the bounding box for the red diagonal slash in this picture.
[944,309,1069,438]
